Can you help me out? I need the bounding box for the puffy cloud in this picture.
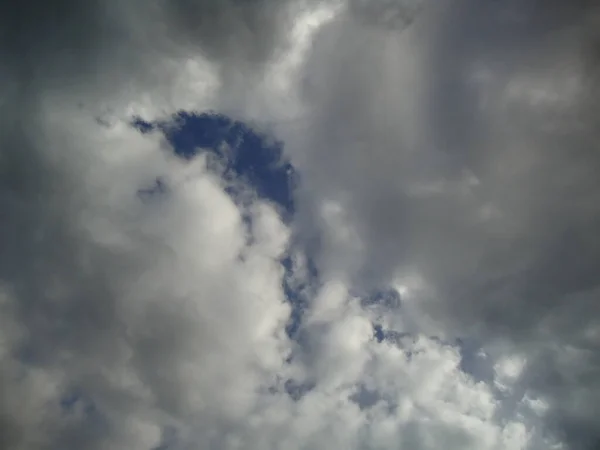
[1,0,599,449]
[0,106,293,447]
[0,102,552,449]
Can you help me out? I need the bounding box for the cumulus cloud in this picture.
[1,0,599,449]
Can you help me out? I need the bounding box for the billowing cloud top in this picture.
[1,0,599,449]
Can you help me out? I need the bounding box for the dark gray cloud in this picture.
[0,0,305,106]
[425,9,600,447]
[282,1,600,448]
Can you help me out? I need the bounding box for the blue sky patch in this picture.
[132,112,296,219]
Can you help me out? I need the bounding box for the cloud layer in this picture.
[0,0,599,449]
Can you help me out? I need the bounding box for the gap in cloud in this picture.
[60,388,97,418]
[58,387,110,444]
[131,111,296,220]
[281,251,320,338]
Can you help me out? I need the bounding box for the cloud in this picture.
[0,103,552,449]
[272,1,600,448]
[1,0,599,449]
[0,109,301,447]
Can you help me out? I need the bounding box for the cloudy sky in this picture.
[1,0,599,449]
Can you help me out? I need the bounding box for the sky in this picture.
[1,0,600,449]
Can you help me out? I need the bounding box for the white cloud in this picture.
[494,355,527,393]
[1,1,599,449]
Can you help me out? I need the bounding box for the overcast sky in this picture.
[1,1,599,449]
